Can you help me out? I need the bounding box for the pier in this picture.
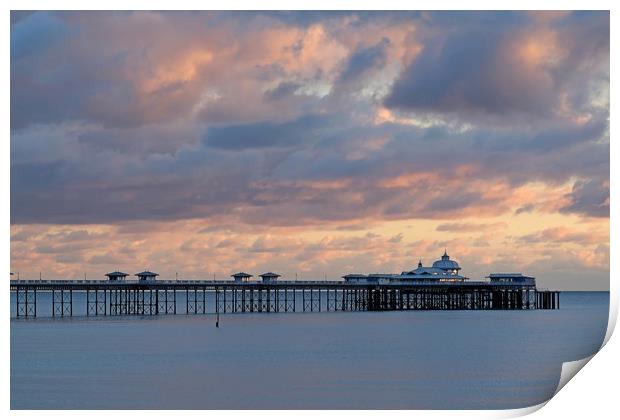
[10,280,560,318]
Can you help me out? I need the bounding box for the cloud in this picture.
[77,122,204,155]
[263,81,303,101]
[436,222,507,232]
[338,37,390,82]
[9,220,608,290]
[384,11,609,121]
[516,226,607,245]
[9,11,609,289]
[203,114,329,150]
[560,178,610,218]
[11,12,68,60]
[10,111,608,225]
[10,12,341,130]
[515,204,535,215]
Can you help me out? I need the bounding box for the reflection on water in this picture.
[10,291,608,409]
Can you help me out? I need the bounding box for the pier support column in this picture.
[16,287,37,318]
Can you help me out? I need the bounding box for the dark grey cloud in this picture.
[386,27,512,114]
[10,12,229,130]
[338,38,390,82]
[77,123,204,155]
[384,11,609,119]
[263,82,303,102]
[436,222,506,232]
[11,12,68,60]
[203,114,330,150]
[515,204,535,215]
[10,110,608,226]
[252,11,423,28]
[11,161,69,192]
[560,178,610,218]
[426,191,483,212]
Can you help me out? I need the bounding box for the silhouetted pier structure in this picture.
[10,280,559,318]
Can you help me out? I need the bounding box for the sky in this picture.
[10,11,609,290]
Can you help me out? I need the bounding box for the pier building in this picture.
[343,251,468,284]
[431,250,462,275]
[232,272,253,282]
[342,251,538,288]
[399,256,467,282]
[487,273,535,286]
[260,272,281,283]
[136,271,159,283]
[105,271,128,282]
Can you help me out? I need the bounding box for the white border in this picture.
[3,2,616,419]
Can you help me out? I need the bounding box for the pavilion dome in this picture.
[432,250,461,270]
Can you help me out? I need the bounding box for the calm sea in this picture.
[10,291,608,409]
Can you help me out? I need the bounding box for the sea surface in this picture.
[10,291,609,409]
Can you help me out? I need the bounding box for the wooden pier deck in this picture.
[10,280,560,318]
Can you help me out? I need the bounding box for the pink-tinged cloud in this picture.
[10,11,609,289]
